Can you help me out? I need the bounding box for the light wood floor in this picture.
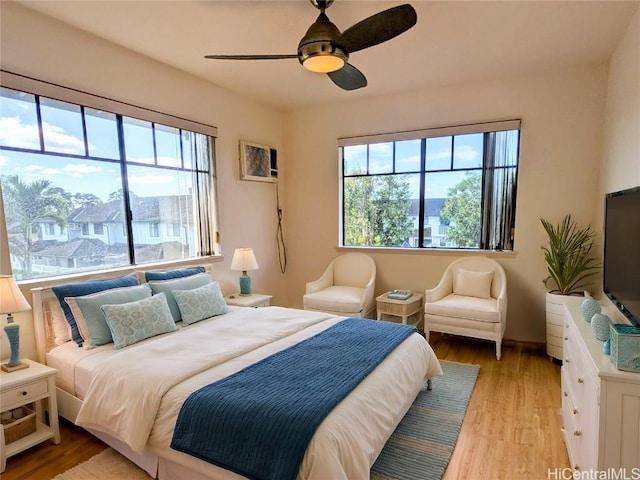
[2,333,569,480]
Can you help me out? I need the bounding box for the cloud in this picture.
[0,156,8,166]
[62,164,102,175]
[454,145,480,162]
[0,117,86,154]
[0,117,40,150]
[128,173,174,185]
[41,123,85,154]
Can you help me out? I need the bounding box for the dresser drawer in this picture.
[562,368,581,469]
[1,379,48,408]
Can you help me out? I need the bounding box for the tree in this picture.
[440,173,482,247]
[343,173,413,247]
[72,192,102,209]
[108,189,137,202]
[1,175,69,277]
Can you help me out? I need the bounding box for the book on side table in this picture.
[387,290,413,300]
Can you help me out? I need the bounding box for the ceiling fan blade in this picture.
[327,63,367,91]
[204,54,298,60]
[340,4,417,54]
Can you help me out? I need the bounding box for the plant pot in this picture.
[546,292,569,361]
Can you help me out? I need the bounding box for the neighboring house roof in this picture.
[135,241,186,263]
[68,202,125,223]
[6,221,22,234]
[67,196,193,223]
[33,238,108,258]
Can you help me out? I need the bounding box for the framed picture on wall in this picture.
[239,140,278,183]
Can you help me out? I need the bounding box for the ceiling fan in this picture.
[204,0,417,91]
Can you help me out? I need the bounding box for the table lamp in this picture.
[0,275,32,372]
[230,248,259,296]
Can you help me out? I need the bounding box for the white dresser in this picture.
[562,297,640,472]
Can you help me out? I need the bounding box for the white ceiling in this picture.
[17,0,639,111]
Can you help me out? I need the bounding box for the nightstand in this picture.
[376,291,424,329]
[1,359,60,473]
[225,293,272,308]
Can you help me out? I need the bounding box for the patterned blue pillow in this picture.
[144,267,205,282]
[100,293,177,349]
[148,273,212,321]
[52,274,139,346]
[173,281,229,326]
[65,284,152,348]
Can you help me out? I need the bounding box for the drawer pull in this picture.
[565,358,570,364]
[573,430,582,436]
[22,391,28,396]
[564,337,568,341]
[573,408,578,415]
[563,391,568,397]
[577,378,584,384]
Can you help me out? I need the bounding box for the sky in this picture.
[343,134,484,198]
[1,86,501,202]
[0,87,194,201]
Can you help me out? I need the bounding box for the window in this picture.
[167,223,181,237]
[149,223,160,238]
[340,120,520,251]
[0,75,219,281]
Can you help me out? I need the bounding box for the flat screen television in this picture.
[603,186,640,327]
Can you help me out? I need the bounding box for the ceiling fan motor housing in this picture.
[297,12,348,72]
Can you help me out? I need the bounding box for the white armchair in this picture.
[424,257,507,360]
[303,253,376,318]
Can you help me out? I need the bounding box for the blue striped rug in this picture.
[371,360,480,480]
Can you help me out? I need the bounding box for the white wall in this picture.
[0,2,289,359]
[600,7,640,199]
[597,7,640,316]
[283,65,609,343]
[1,2,637,359]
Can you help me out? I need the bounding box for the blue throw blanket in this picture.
[170,318,417,480]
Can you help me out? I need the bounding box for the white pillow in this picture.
[50,300,71,345]
[454,269,494,299]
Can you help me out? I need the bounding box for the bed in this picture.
[32,275,442,480]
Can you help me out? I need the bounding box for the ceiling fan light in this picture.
[303,54,345,73]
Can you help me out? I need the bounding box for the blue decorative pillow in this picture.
[148,273,212,321]
[65,285,152,348]
[101,293,177,349]
[173,281,228,326]
[144,267,205,282]
[52,274,139,346]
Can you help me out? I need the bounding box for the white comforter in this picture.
[74,307,442,480]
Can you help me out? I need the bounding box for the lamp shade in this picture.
[0,275,31,315]
[230,248,259,272]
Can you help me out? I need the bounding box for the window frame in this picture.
[0,70,221,281]
[338,120,521,252]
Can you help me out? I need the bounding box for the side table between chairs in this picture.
[376,291,424,330]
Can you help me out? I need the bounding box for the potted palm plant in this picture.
[541,214,600,295]
[541,214,601,360]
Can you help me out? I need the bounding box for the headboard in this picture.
[31,286,60,364]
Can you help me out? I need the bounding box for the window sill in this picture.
[17,255,224,289]
[337,246,518,258]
